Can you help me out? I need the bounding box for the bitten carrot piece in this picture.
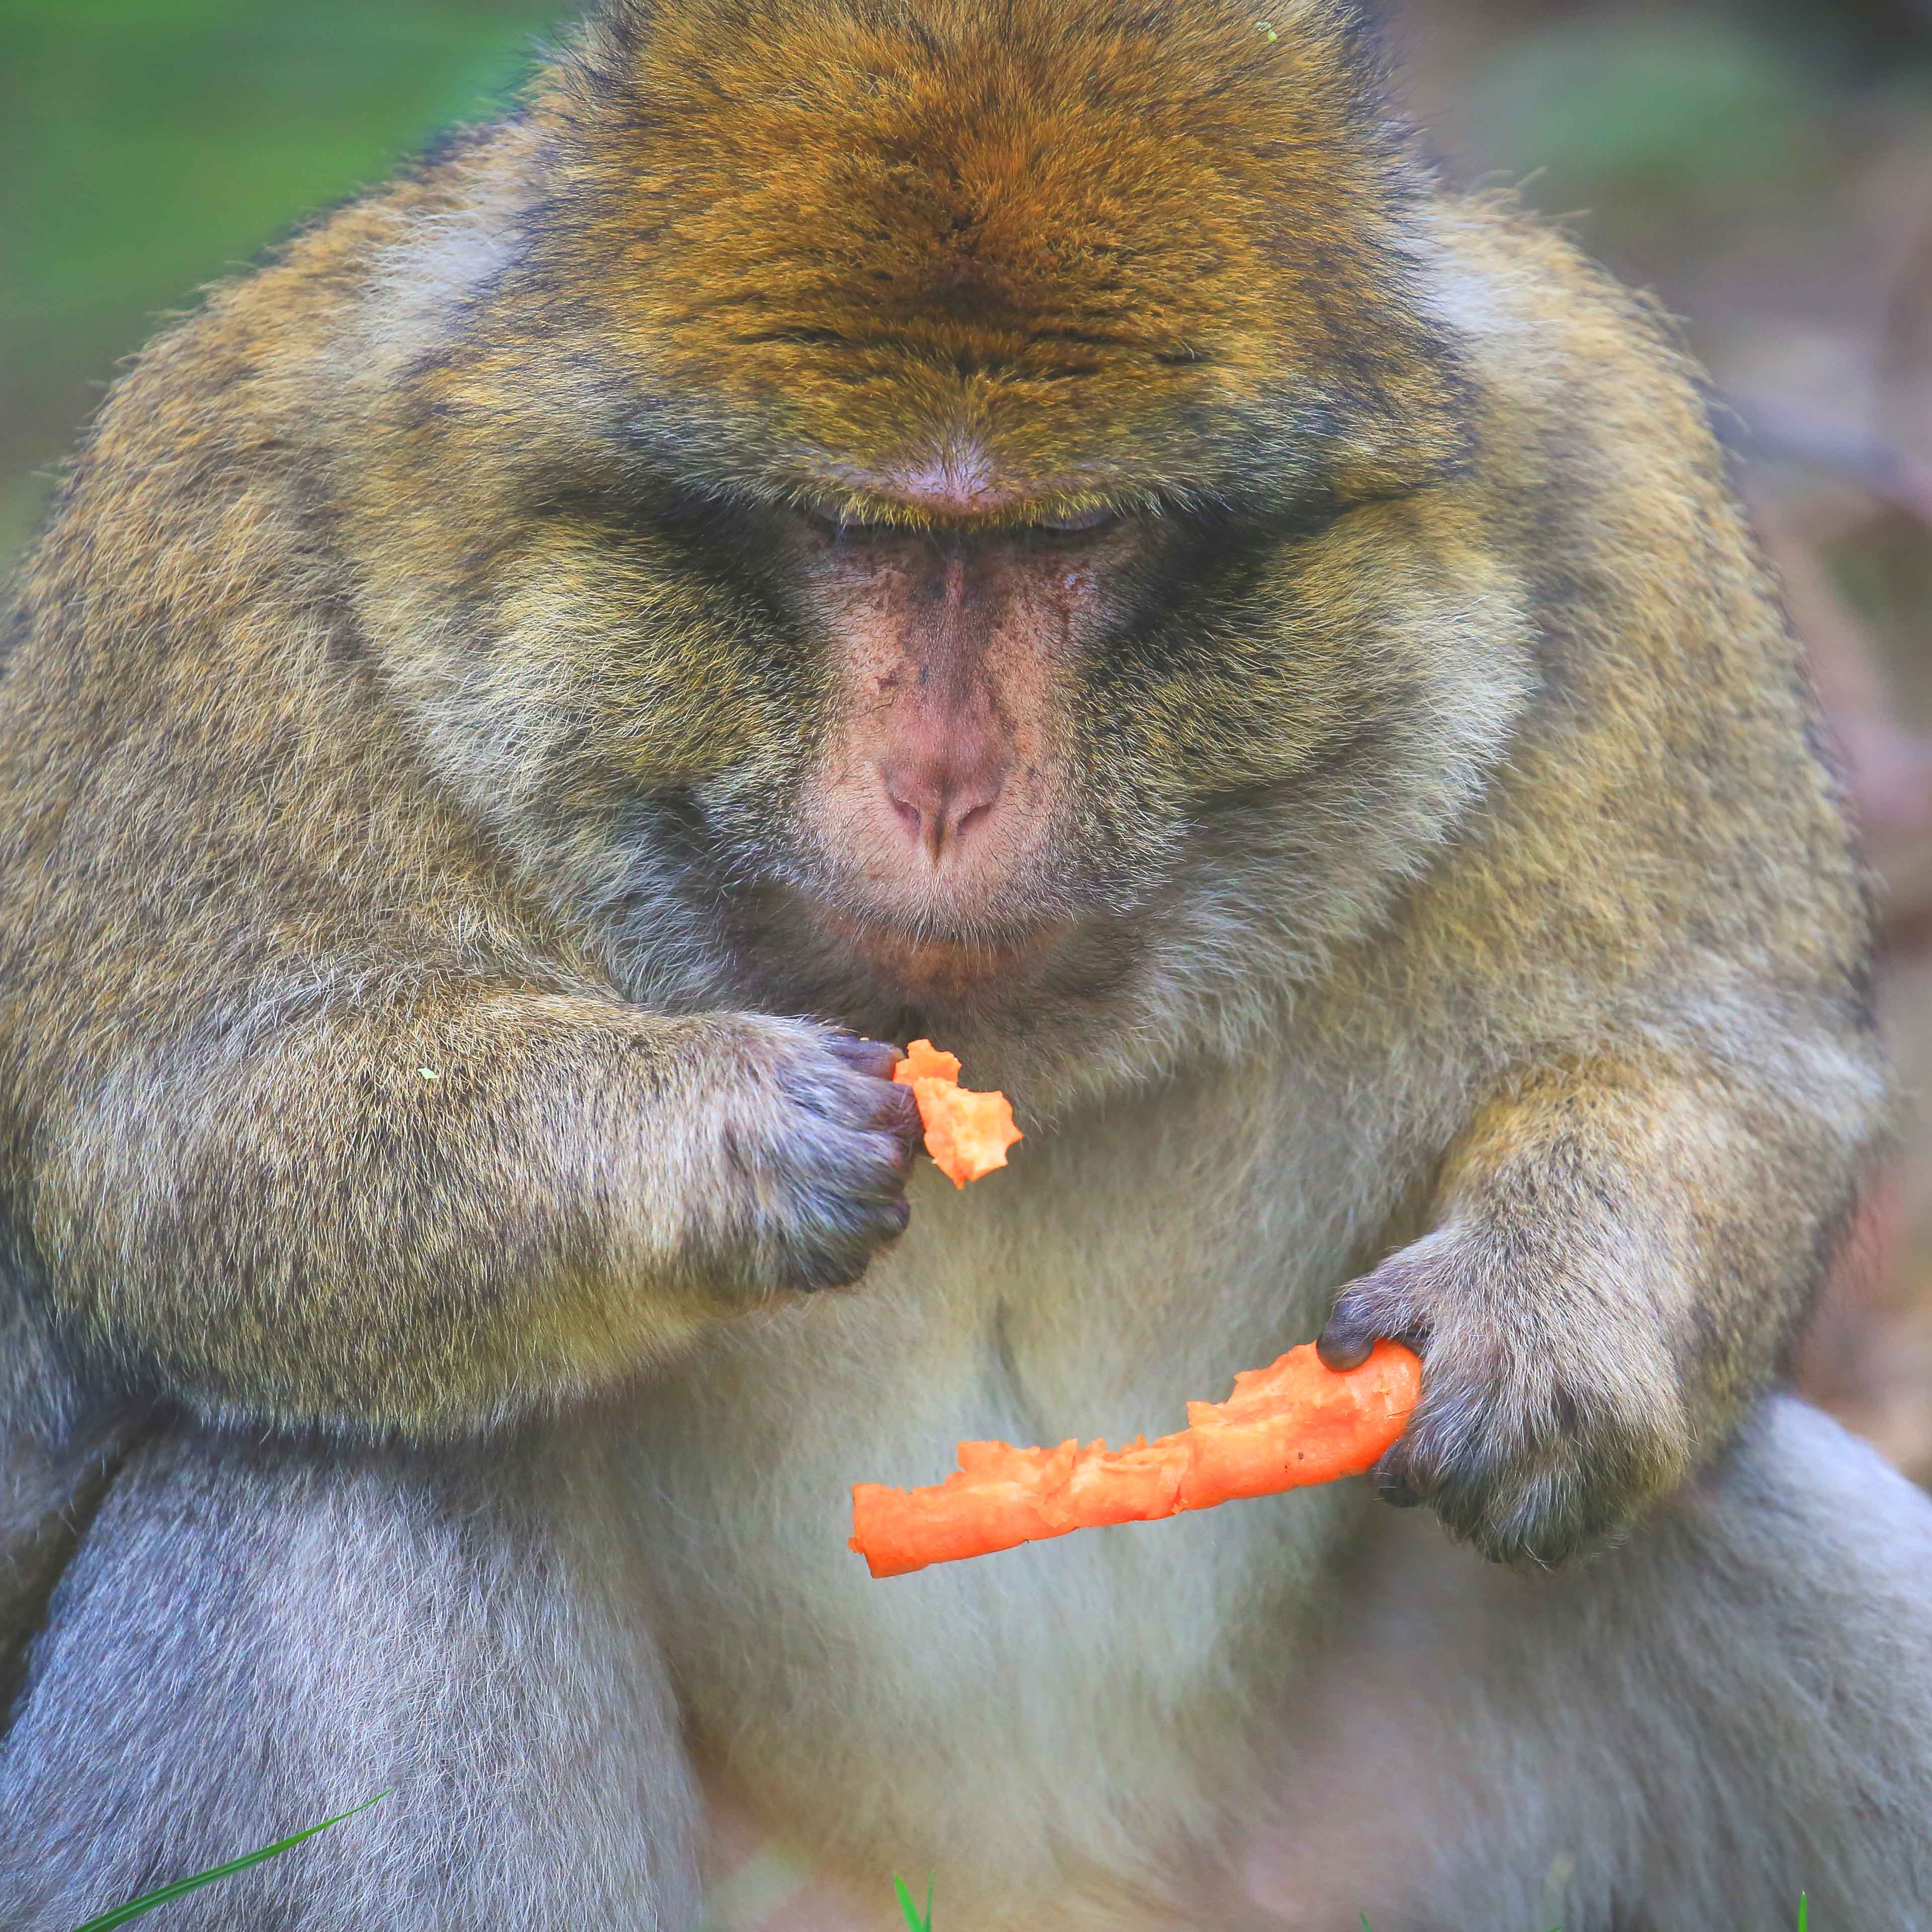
[893,1038,1022,1187]
[850,1340,1421,1578]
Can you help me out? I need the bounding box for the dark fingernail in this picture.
[1376,1470,1422,1509]
[1317,1329,1376,1373]
[828,1035,901,1078]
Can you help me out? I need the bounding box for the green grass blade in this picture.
[68,1792,389,1932]
[1798,1894,1809,1932]
[892,1871,934,1932]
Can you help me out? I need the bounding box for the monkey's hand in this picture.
[1316,1058,1866,1565]
[1317,1221,1694,1567]
[685,1021,924,1298]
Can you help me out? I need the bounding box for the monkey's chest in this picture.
[623,1086,1388,1908]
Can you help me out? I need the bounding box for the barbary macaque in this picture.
[4,2,1930,1925]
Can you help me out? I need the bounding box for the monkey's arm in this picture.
[14,986,916,1436]
[1319,1049,1878,1564]
[0,303,924,1436]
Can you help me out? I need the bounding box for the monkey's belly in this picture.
[625,1196,1369,1916]
[635,1334,1358,1923]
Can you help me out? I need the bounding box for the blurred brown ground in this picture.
[5,0,1931,1474]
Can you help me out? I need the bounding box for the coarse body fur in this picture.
[2,1,1927,1925]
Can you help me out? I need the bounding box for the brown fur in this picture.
[0,3,1915,1926]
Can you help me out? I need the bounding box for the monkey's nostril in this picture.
[954,797,997,842]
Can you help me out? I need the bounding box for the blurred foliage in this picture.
[1465,18,1824,212]
[1835,519,1932,715]
[1,0,571,563]
[1433,5,1932,279]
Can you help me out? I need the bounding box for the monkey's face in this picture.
[587,463,1521,1053]
[684,490,1227,1020]
[765,507,1131,992]
[368,0,1530,1061]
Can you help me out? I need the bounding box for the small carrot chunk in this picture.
[893,1038,1022,1187]
[897,1039,962,1084]
[849,1340,1422,1578]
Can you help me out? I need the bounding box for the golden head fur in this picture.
[501,0,1474,518]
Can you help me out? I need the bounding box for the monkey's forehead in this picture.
[530,0,1466,512]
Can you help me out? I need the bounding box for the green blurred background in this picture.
[1,0,576,561]
[7,0,1932,1467]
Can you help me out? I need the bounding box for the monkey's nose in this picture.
[877,752,1007,865]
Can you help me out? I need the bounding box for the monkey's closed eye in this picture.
[1033,506,1118,535]
[791,505,884,540]
[791,504,1121,543]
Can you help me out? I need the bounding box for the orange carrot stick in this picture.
[850,1340,1421,1578]
[894,1038,1022,1188]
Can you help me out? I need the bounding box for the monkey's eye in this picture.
[788,502,1120,541]
[794,505,885,539]
[1033,506,1118,535]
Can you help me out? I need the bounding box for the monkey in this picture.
[3,0,1930,1925]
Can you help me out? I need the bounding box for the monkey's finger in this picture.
[783,1182,913,1292]
[1369,1446,1424,1509]
[825,1034,904,1080]
[873,1079,923,1167]
[1316,1289,1400,1371]
[774,1044,919,1160]
[821,1077,921,1175]
[1315,1320,1378,1373]
[858,1074,923,1174]
[813,1120,918,1208]
[1319,1253,1433,1372]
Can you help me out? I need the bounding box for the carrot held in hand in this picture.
[894,1038,1022,1187]
[849,1340,1422,1578]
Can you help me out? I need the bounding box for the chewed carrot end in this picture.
[894,1039,1022,1187]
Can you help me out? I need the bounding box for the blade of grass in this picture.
[68,1792,389,1932]
[892,1871,934,1932]
[1798,1894,1809,1932]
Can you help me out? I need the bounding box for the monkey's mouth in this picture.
[788,895,1072,1001]
[856,927,1044,994]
